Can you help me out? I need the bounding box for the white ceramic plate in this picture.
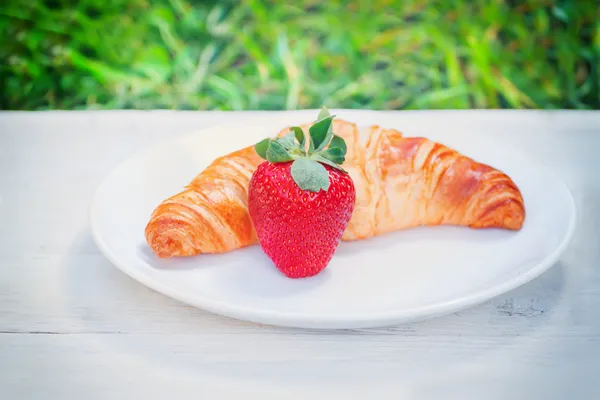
[90,110,576,329]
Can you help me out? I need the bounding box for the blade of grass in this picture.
[275,32,301,110]
[206,75,245,110]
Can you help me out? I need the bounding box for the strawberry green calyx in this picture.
[253,106,348,192]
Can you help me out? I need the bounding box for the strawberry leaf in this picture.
[291,126,304,145]
[329,134,347,154]
[277,132,296,150]
[315,124,334,152]
[320,147,346,165]
[290,158,330,192]
[266,140,293,162]
[309,115,334,151]
[312,154,346,172]
[307,130,315,153]
[317,105,331,121]
[291,126,306,153]
[255,138,270,160]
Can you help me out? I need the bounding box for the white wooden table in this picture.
[1,110,599,399]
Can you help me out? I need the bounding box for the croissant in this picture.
[145,119,525,258]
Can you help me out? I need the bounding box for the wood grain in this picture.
[1,110,599,400]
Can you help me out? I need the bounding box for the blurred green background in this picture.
[1,0,598,111]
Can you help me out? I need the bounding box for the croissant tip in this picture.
[470,200,526,231]
[145,232,174,258]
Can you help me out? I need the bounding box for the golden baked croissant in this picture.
[145,119,525,258]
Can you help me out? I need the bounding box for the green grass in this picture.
[1,0,598,110]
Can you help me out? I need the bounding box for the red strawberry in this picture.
[248,107,356,278]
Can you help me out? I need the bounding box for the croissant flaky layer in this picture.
[145,120,525,258]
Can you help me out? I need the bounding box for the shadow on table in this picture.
[59,229,569,387]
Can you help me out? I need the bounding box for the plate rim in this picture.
[90,111,578,329]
